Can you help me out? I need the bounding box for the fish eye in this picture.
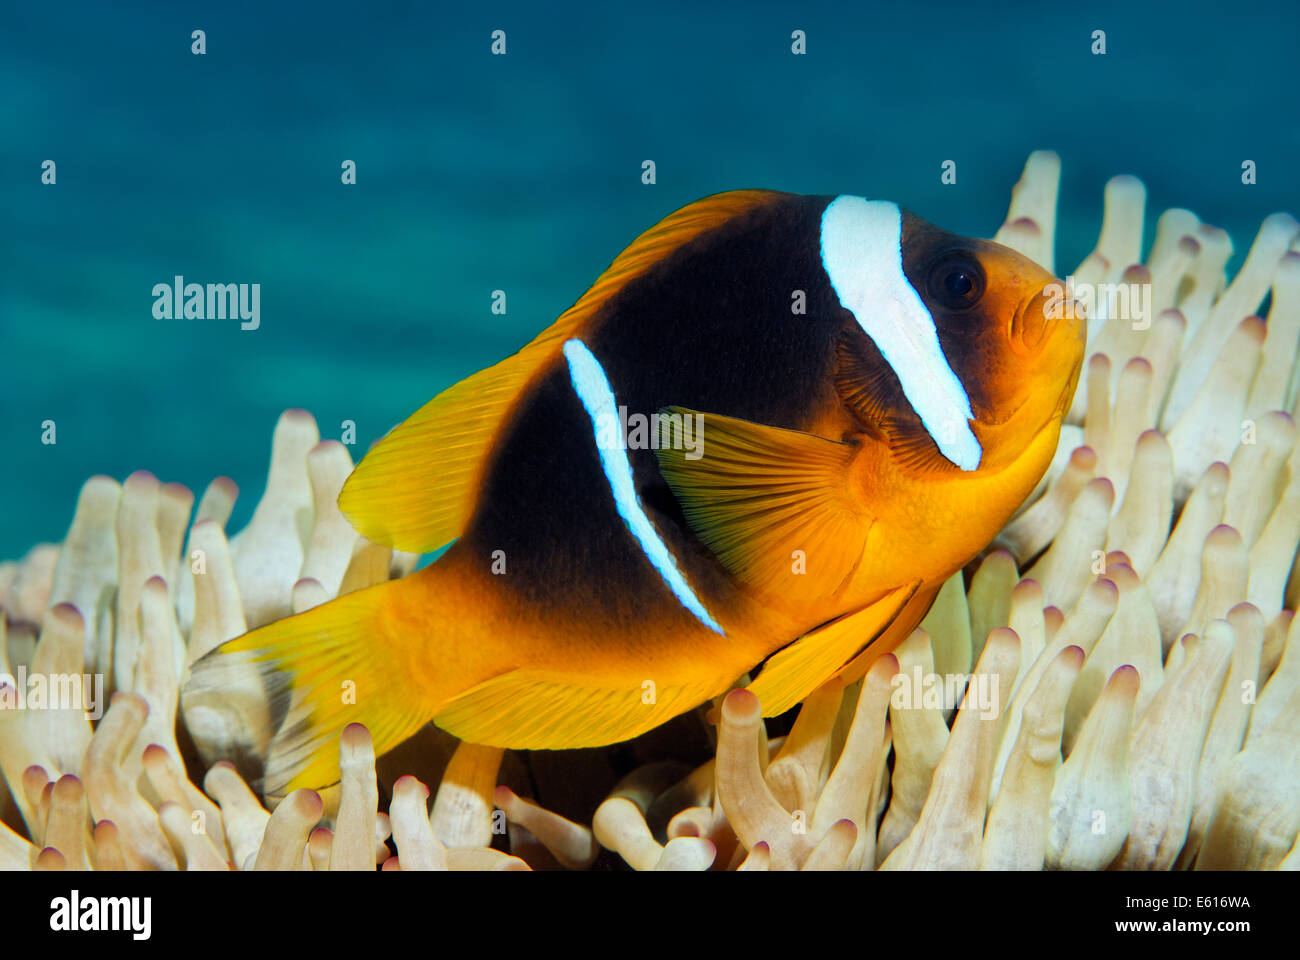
[927,254,985,310]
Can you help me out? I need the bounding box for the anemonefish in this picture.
[186,190,1085,793]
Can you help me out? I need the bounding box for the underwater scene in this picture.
[2,0,1298,917]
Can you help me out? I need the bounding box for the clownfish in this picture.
[187,190,1084,793]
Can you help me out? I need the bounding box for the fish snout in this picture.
[1011,281,1084,356]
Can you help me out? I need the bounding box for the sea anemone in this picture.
[2,152,1298,871]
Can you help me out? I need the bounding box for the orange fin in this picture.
[434,669,725,750]
[338,356,548,554]
[836,582,943,684]
[340,190,785,554]
[747,580,920,716]
[184,581,439,795]
[654,408,868,598]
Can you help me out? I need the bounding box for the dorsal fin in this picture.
[339,189,785,553]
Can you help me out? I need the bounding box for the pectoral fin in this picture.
[654,408,868,598]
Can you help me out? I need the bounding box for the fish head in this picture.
[821,196,1085,473]
[900,216,1087,444]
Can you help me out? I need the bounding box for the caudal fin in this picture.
[185,579,439,795]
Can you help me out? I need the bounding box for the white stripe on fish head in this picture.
[562,339,725,634]
[819,196,982,471]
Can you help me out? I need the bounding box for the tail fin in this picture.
[185,579,440,795]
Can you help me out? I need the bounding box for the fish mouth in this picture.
[1010,281,1084,356]
[979,281,1084,429]
[1055,351,1085,417]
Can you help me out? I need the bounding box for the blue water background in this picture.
[2,0,1297,558]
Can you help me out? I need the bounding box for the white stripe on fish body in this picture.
[562,339,726,634]
[819,196,982,471]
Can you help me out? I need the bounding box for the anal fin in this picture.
[434,668,725,749]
